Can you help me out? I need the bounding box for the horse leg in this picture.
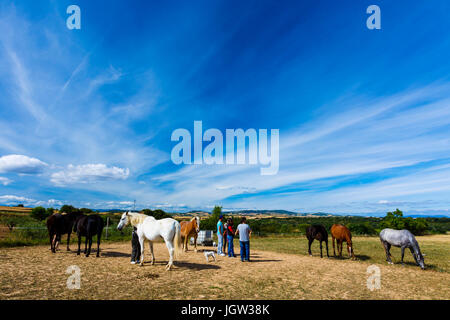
[194,233,198,253]
[308,238,313,256]
[382,241,393,264]
[139,236,145,266]
[332,236,336,257]
[84,236,88,254]
[401,246,406,266]
[96,233,101,257]
[86,235,92,257]
[50,233,55,253]
[49,233,54,252]
[319,240,323,258]
[67,232,71,251]
[149,241,155,265]
[77,234,81,255]
[184,235,189,252]
[165,239,175,271]
[325,239,329,258]
[338,240,343,257]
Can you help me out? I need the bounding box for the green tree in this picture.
[381,208,405,230]
[46,207,54,216]
[211,206,222,219]
[60,205,78,214]
[31,206,50,221]
[141,209,171,219]
[380,209,429,235]
[199,205,223,231]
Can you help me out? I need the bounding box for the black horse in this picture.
[74,214,104,257]
[306,224,329,258]
[46,211,83,253]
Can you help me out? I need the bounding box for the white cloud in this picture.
[51,163,130,186]
[0,195,35,205]
[0,195,65,207]
[0,177,13,186]
[0,154,48,174]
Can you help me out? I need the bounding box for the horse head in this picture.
[195,216,200,233]
[416,250,425,270]
[117,212,130,231]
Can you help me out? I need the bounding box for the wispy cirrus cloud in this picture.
[0,1,450,216]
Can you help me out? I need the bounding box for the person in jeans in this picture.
[226,218,236,257]
[216,215,225,256]
[235,217,252,262]
[131,227,141,264]
[223,220,228,255]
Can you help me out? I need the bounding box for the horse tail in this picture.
[173,221,182,259]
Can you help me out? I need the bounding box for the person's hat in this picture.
[219,215,223,219]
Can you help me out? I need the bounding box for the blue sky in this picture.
[1,0,450,216]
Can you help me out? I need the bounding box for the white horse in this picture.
[379,228,425,269]
[117,211,182,270]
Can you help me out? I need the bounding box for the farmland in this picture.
[0,206,449,300]
[0,235,449,300]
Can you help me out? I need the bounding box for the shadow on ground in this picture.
[101,251,130,258]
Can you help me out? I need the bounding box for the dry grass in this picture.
[0,207,32,214]
[0,235,448,300]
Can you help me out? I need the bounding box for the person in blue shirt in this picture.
[235,217,252,262]
[216,215,225,256]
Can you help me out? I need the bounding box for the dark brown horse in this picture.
[331,224,355,260]
[180,216,200,252]
[306,224,329,258]
[46,211,83,253]
[73,214,104,257]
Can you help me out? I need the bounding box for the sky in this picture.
[0,0,450,216]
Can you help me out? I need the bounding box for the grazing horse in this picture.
[379,228,425,269]
[306,224,329,258]
[331,224,355,260]
[180,216,200,252]
[117,211,182,270]
[46,211,83,253]
[74,214,104,257]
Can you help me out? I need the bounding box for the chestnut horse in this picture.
[180,216,200,252]
[46,211,84,253]
[331,224,355,260]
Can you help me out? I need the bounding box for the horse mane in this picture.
[128,212,152,226]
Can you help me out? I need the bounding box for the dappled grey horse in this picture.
[379,228,425,269]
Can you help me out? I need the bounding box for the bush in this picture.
[380,209,429,235]
[31,207,50,221]
[141,209,171,220]
[60,205,78,214]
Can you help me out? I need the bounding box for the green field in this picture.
[249,234,450,273]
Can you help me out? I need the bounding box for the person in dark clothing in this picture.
[226,218,236,257]
[131,227,141,264]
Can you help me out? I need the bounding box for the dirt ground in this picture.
[1,238,449,300]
